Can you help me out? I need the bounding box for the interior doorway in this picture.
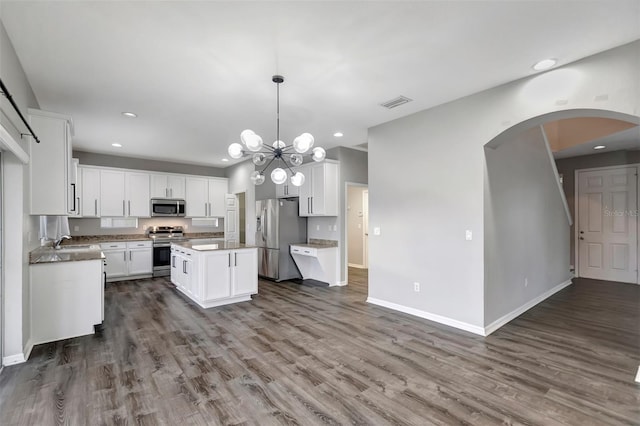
[346,183,369,269]
[238,192,246,244]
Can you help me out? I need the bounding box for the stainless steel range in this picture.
[148,226,186,277]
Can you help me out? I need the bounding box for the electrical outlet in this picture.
[414,282,420,292]
[73,225,80,232]
[465,230,473,240]
[373,227,380,236]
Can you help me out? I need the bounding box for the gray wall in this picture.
[484,126,571,326]
[368,41,640,331]
[556,150,640,264]
[0,19,40,361]
[73,150,225,177]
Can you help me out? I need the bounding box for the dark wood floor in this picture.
[1,270,639,425]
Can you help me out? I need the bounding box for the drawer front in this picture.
[126,240,152,249]
[100,242,127,250]
[291,246,317,257]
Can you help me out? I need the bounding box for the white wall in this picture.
[0,19,40,364]
[368,41,640,333]
[484,126,571,327]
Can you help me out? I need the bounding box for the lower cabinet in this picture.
[170,245,257,308]
[101,240,153,281]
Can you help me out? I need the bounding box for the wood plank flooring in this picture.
[1,270,638,425]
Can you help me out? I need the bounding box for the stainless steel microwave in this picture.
[151,199,186,217]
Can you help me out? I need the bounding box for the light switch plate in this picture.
[373,227,381,236]
[465,230,472,240]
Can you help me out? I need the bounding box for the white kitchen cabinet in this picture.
[28,109,75,215]
[69,158,80,216]
[101,240,153,281]
[151,173,185,199]
[171,246,195,296]
[80,166,101,217]
[125,172,150,217]
[126,241,153,275]
[185,177,228,218]
[101,242,128,279]
[30,258,103,345]
[231,249,259,295]
[201,251,232,301]
[100,169,150,217]
[291,244,341,286]
[276,182,300,198]
[100,170,126,216]
[298,161,339,216]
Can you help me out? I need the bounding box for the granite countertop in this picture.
[30,244,105,264]
[292,239,339,249]
[172,240,256,251]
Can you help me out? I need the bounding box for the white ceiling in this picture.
[554,126,640,159]
[2,1,640,167]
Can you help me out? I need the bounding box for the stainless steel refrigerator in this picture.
[256,198,307,281]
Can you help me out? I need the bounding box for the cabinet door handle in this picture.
[310,197,313,214]
[234,252,237,266]
[129,251,132,261]
[170,188,173,198]
[71,183,76,212]
[123,251,126,261]
[77,197,80,215]
[183,260,187,274]
[228,253,231,267]
[128,200,131,216]
[95,199,98,216]
[172,256,175,268]
[122,200,126,216]
[209,202,212,217]
[307,197,311,214]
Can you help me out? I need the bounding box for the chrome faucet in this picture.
[54,235,71,249]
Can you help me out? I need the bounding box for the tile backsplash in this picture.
[69,217,224,236]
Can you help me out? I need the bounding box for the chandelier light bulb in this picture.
[273,140,286,149]
[271,167,288,185]
[311,146,326,162]
[252,153,266,166]
[250,171,265,185]
[228,143,244,159]
[293,133,314,153]
[290,153,303,166]
[245,133,263,152]
[290,172,305,187]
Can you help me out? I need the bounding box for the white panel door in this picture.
[578,167,638,283]
[225,194,239,243]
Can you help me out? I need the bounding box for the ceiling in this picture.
[2,1,639,167]
[553,126,640,159]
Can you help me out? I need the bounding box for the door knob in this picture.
[579,231,584,234]
[579,237,584,240]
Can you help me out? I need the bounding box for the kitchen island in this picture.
[170,240,258,308]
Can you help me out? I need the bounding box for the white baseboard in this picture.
[366,297,485,336]
[334,280,348,287]
[2,338,33,366]
[348,263,367,269]
[483,279,573,336]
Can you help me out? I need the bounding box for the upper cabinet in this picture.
[28,109,75,215]
[298,161,339,216]
[151,173,185,199]
[79,166,100,217]
[78,166,150,217]
[185,177,228,218]
[275,180,300,199]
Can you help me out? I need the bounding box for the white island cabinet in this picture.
[171,241,257,308]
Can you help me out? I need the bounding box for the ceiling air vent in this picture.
[380,95,412,109]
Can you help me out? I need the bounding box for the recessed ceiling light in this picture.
[111,143,122,148]
[333,132,343,138]
[122,112,137,118]
[532,58,557,71]
[221,158,229,162]
[593,145,606,150]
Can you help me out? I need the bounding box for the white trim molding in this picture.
[2,338,33,366]
[366,297,486,336]
[484,279,573,336]
[0,123,29,164]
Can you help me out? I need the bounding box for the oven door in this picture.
[153,243,172,276]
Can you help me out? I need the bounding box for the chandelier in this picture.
[227,75,326,186]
